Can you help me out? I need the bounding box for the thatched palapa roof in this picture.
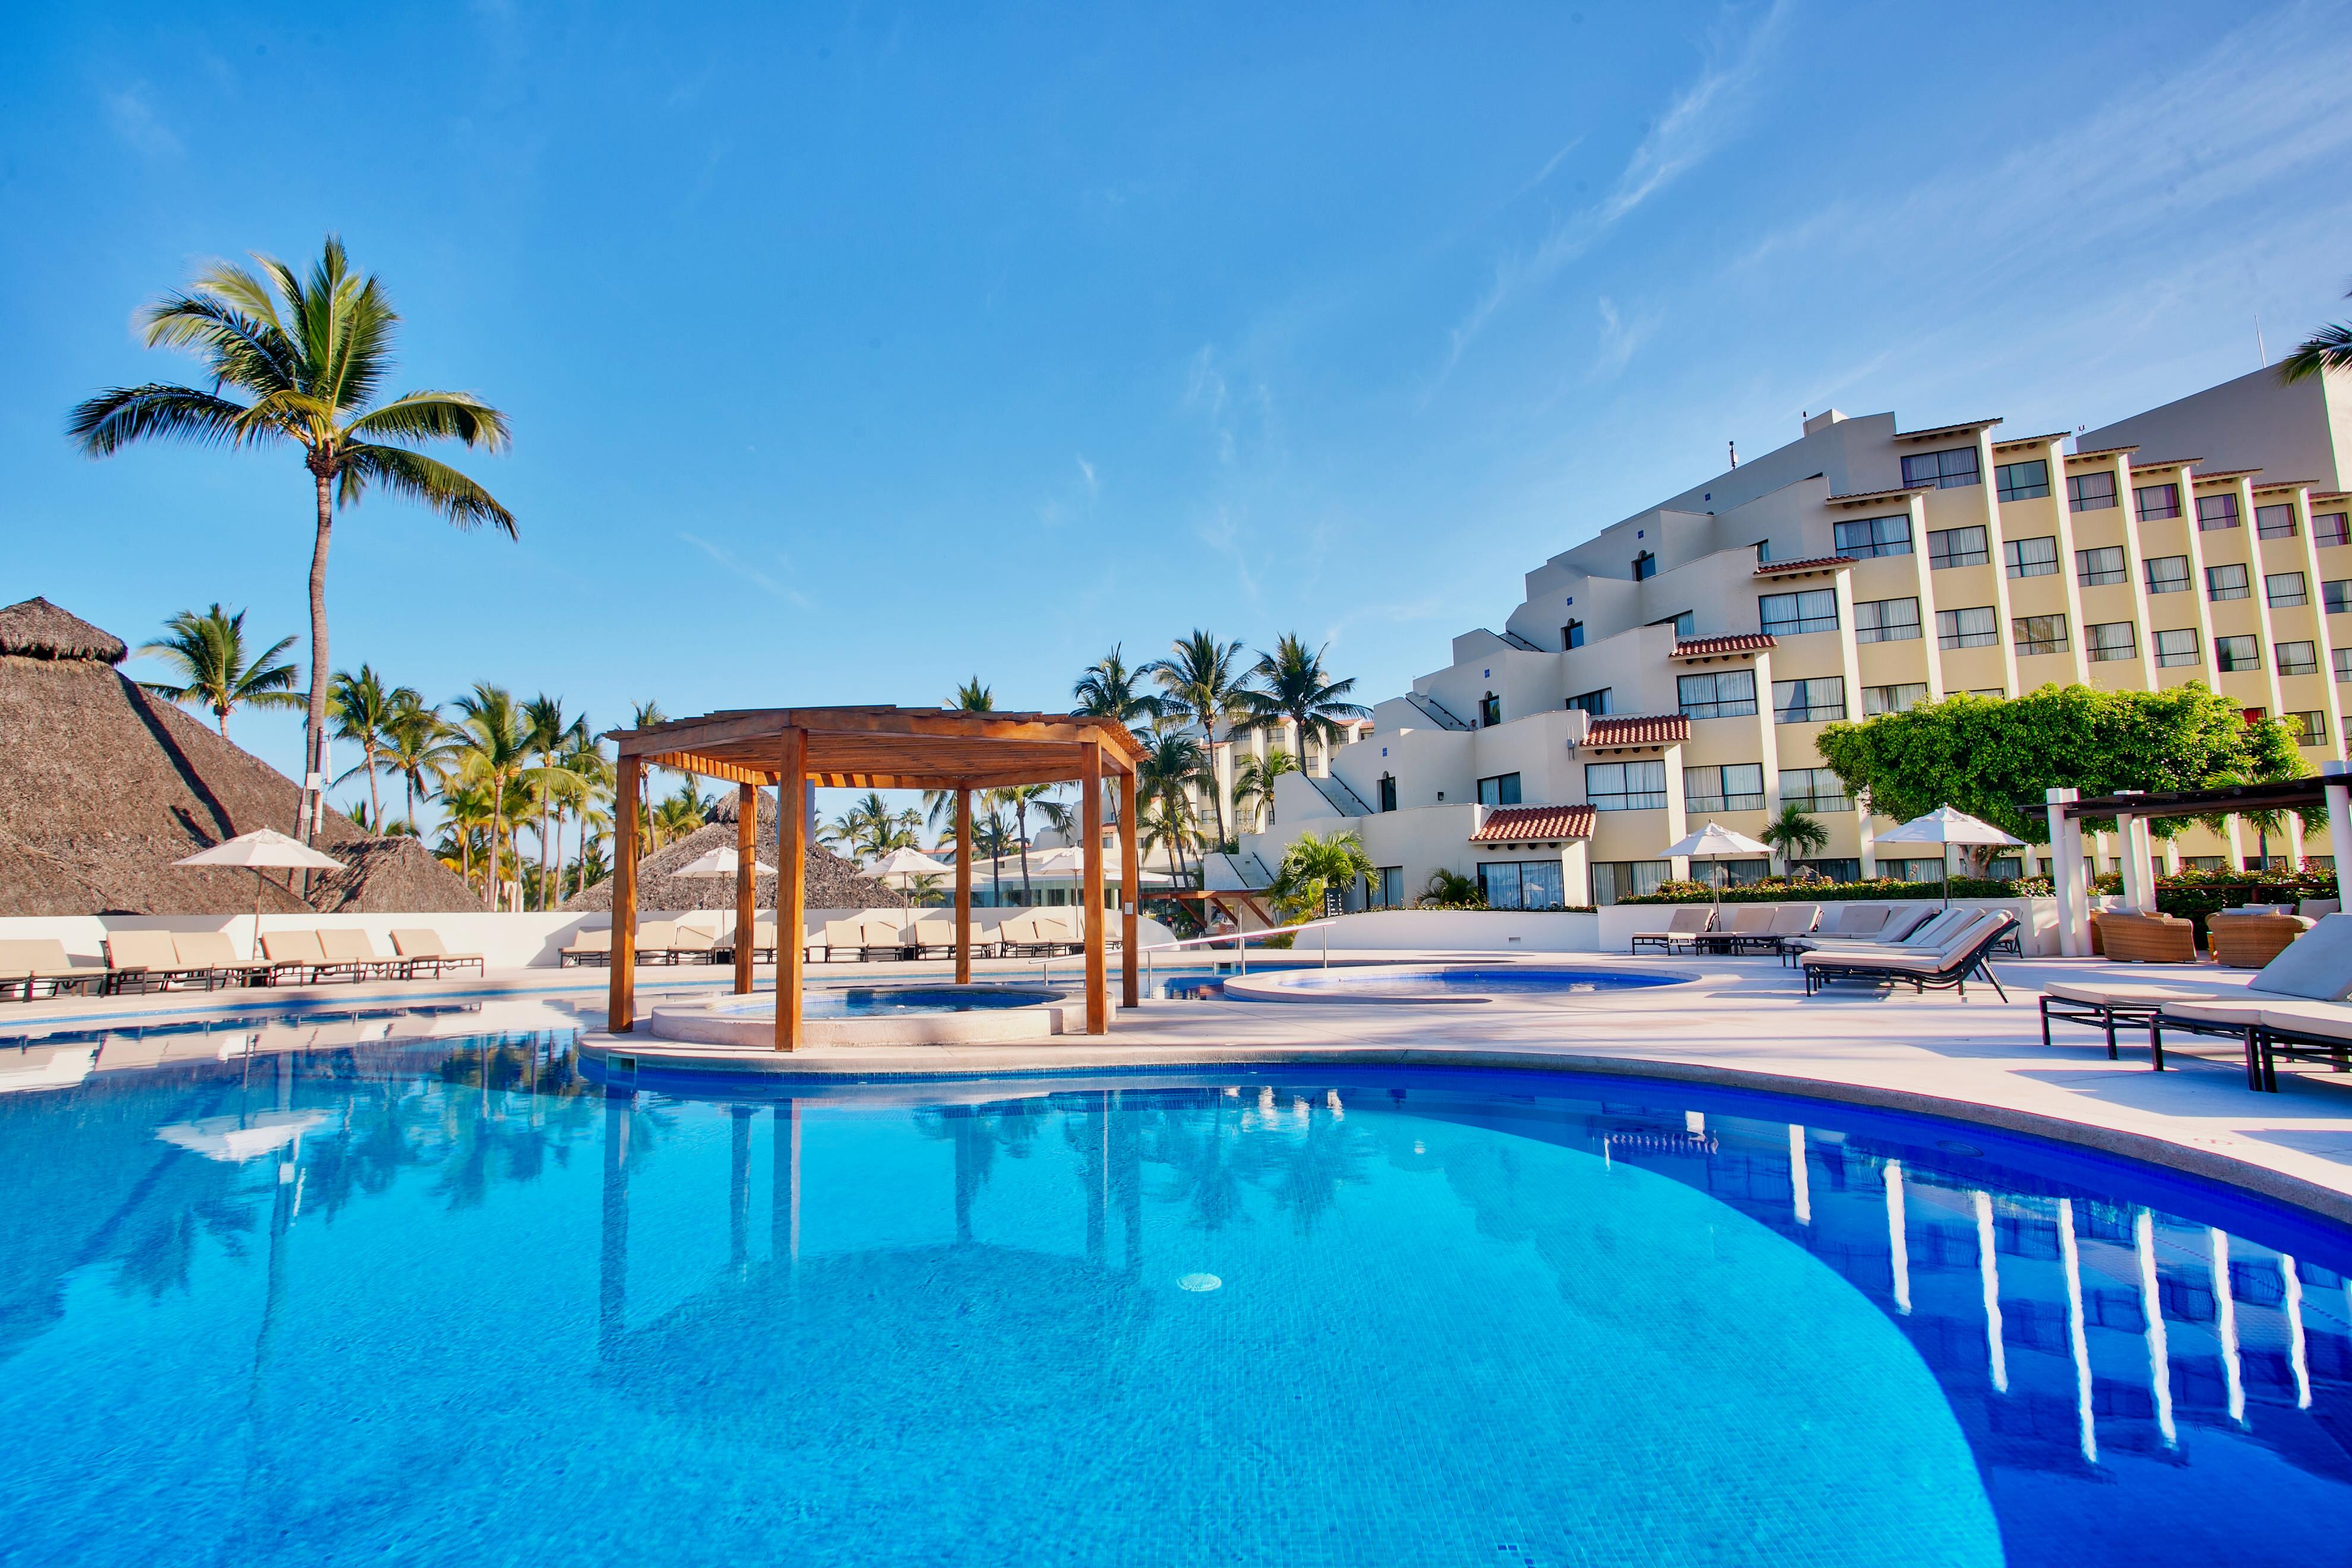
[0,596,478,916]
[565,795,893,914]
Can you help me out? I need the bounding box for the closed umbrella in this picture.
[175,829,347,958]
[1661,821,1772,904]
[1874,807,2024,907]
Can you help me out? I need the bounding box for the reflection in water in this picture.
[1,1038,2350,1567]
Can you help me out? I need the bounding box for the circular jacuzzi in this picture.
[1220,963,1696,1004]
[646,984,1076,1048]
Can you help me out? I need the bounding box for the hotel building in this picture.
[1229,365,2352,908]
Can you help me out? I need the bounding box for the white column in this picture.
[2324,762,2352,875]
[2284,1254,2312,1409]
[2048,788,2088,956]
[1790,1124,1810,1226]
[2211,1227,2244,1426]
[2116,796,2146,913]
[2136,1210,2175,1447]
[1885,1161,1911,1315]
[1975,1190,2007,1393]
[2059,1199,2097,1465]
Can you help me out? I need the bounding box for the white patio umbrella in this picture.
[1661,821,1773,903]
[865,847,952,884]
[674,846,777,925]
[175,829,347,958]
[1874,806,2024,906]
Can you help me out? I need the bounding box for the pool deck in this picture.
[11,949,2352,1222]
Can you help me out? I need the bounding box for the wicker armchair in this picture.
[2091,912,2199,964]
[2208,912,2313,969]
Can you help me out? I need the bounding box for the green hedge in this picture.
[1618,875,2050,905]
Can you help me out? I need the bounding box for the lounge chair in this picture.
[560,928,612,968]
[317,928,410,980]
[104,930,216,994]
[1692,906,1776,954]
[822,917,909,962]
[390,928,485,977]
[1820,904,1896,940]
[631,920,682,965]
[0,938,109,1001]
[669,924,722,965]
[1781,906,1958,968]
[2147,916,2352,1090]
[908,919,991,960]
[172,931,269,990]
[996,914,1078,958]
[258,930,368,986]
[1629,906,1714,954]
[2043,916,2352,1080]
[1801,911,2015,1000]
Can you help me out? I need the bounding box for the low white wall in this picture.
[1320,909,1602,953]
[1597,896,2061,957]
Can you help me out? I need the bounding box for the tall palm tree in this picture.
[923,678,1000,832]
[630,701,668,856]
[1244,634,1369,770]
[137,604,303,740]
[1073,645,1166,727]
[1146,630,1251,843]
[521,696,584,911]
[383,691,456,830]
[437,779,494,888]
[549,729,611,907]
[998,782,1062,905]
[823,792,920,862]
[70,236,514,841]
[327,664,415,827]
[1231,748,1299,835]
[452,684,531,911]
[1134,728,1206,887]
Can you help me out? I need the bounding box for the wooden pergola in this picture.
[604,706,1150,1048]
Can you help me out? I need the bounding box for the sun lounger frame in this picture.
[1801,914,2014,1001]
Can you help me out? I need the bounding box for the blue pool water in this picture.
[799,985,1053,1017]
[2,1025,2348,1566]
[1251,963,1689,998]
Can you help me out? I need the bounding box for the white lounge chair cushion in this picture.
[2042,978,2236,1007]
[2158,997,2269,1028]
[260,930,326,963]
[1768,905,1820,935]
[106,931,181,970]
[175,932,258,968]
[2253,1001,2352,1042]
[2242,913,2352,1001]
[565,930,613,952]
[1827,905,1893,936]
[317,929,386,963]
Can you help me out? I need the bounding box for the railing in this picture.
[1307,772,1374,817]
[1499,629,1543,652]
[1404,691,1471,731]
[1025,915,1346,991]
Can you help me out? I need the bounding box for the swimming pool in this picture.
[1,1030,2345,1565]
[1224,962,1694,1002]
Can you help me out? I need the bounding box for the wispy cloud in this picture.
[1442,0,1788,374]
[679,530,811,607]
[1509,134,1586,202]
[1076,455,1097,497]
[1591,295,1657,380]
[103,84,181,159]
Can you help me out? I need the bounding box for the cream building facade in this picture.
[1231,366,2352,909]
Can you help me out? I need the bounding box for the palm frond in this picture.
[347,391,512,451]
[67,384,257,456]
[338,444,517,535]
[324,275,400,415]
[140,289,299,394]
[2281,321,2352,384]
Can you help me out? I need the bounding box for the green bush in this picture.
[1618,874,2047,905]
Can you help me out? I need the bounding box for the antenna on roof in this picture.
[1727,440,1738,469]
[2256,313,2268,367]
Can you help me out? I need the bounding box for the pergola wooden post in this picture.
[607,754,641,1032]
[732,782,758,995]
[1120,775,1140,1009]
[607,706,1144,1049]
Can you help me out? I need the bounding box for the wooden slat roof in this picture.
[608,705,1144,788]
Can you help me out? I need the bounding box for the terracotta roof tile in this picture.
[1470,804,1595,843]
[1753,554,1854,577]
[1580,713,1690,747]
[1672,632,1776,659]
[1894,418,2002,442]
[1824,485,1931,506]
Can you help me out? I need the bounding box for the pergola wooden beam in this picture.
[602,706,1149,1049]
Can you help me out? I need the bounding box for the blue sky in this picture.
[8,0,2352,821]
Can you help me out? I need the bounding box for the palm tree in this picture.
[71,236,513,841]
[630,701,667,855]
[1760,802,1830,872]
[383,691,456,829]
[922,679,1000,832]
[451,684,531,911]
[1231,748,1299,835]
[1073,645,1166,727]
[824,792,920,862]
[521,696,586,911]
[1244,634,1369,770]
[999,782,1062,906]
[137,605,302,739]
[1146,630,1251,843]
[437,779,494,888]
[2284,283,2352,382]
[551,732,612,904]
[327,665,415,827]
[1134,728,1206,887]
[1268,830,1375,921]
[650,779,711,849]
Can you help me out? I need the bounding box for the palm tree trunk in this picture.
[486,780,501,912]
[301,467,334,844]
[1205,726,1228,845]
[538,764,552,909]
[1017,801,1033,906]
[365,742,382,826]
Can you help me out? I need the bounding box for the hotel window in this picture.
[2076,546,2126,587]
[2013,614,2070,656]
[1589,860,1672,906]
[1683,763,1765,813]
[1373,867,1404,909]
[2287,712,2327,747]
[2086,622,2138,663]
[1779,767,1851,812]
[2266,571,2309,608]
[2154,628,2201,668]
[1759,589,1838,636]
[1478,859,1566,911]
[2066,471,2118,511]
[2327,580,2352,614]
[1475,772,1522,807]
[2337,649,2352,684]
[1936,605,1999,649]
[2318,511,2350,546]
[1854,596,1921,643]
[1376,774,1397,813]
[1561,619,1585,649]
[1655,609,1696,638]
[1863,682,1929,716]
[1477,691,1501,726]
[1773,677,1846,724]
[2144,554,2190,595]
[2256,503,2299,539]
[2135,482,2182,520]
[2278,640,2321,676]
[1833,514,1912,558]
[1995,459,2051,502]
[1969,687,2007,698]
[2197,493,2242,531]
[1927,525,1990,569]
[1902,445,1981,489]
[2216,634,2261,672]
[1632,550,1656,581]
[2003,536,2059,577]
[2205,563,2250,601]
[1567,687,1613,715]
[1798,857,1863,881]
[1677,669,1757,719]
[1585,760,1667,812]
